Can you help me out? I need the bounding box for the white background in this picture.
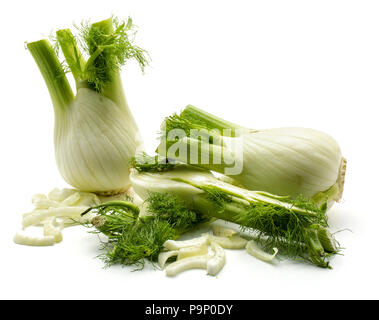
[0,0,378,300]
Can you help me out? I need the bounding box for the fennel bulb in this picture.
[129,159,340,268]
[27,17,148,194]
[158,105,346,204]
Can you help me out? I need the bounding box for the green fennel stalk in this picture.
[27,39,74,112]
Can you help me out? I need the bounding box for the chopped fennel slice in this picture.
[246,240,278,262]
[48,188,77,202]
[162,241,226,277]
[22,206,89,228]
[13,231,56,246]
[61,192,81,206]
[165,254,211,277]
[15,187,103,246]
[204,233,248,249]
[211,225,238,238]
[207,241,226,276]
[163,234,209,250]
[43,217,63,243]
[177,243,209,260]
[160,233,228,277]
[158,250,179,269]
[31,194,62,209]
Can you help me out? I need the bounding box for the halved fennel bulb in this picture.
[129,162,340,268]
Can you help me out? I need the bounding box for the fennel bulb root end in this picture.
[336,157,347,201]
[311,156,347,206]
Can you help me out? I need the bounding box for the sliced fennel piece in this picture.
[211,225,238,238]
[61,192,81,206]
[158,250,179,269]
[207,241,226,276]
[13,232,56,246]
[160,234,228,277]
[165,255,211,277]
[177,243,209,260]
[14,187,102,246]
[48,188,77,202]
[31,194,61,209]
[162,240,225,277]
[246,240,278,262]
[22,206,89,228]
[205,233,248,249]
[163,234,209,251]
[43,217,63,243]
[158,238,211,271]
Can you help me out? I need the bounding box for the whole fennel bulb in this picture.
[27,17,148,194]
[158,105,346,205]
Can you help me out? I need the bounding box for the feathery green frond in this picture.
[80,16,149,92]
[82,194,207,268]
